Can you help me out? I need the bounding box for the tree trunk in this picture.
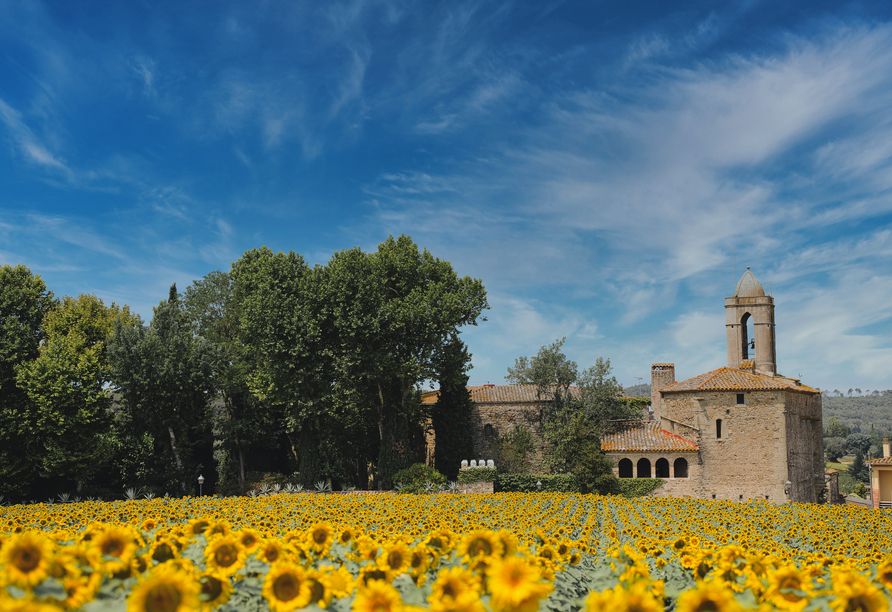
[168,426,185,491]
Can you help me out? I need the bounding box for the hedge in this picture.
[494,473,579,493]
[457,468,496,483]
[616,478,664,498]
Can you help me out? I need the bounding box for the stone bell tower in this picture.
[725,267,776,376]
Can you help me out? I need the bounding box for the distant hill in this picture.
[822,394,892,435]
[624,383,650,398]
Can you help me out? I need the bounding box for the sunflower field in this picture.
[2,493,892,612]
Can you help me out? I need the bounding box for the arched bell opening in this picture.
[636,458,652,478]
[618,458,633,478]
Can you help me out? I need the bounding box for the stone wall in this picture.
[660,389,791,502]
[783,391,823,503]
[606,451,700,498]
[462,481,494,494]
[471,401,548,471]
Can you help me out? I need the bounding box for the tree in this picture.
[506,338,638,479]
[325,237,489,488]
[0,264,57,494]
[824,437,848,463]
[231,247,338,487]
[15,294,138,491]
[846,433,871,456]
[108,285,218,493]
[848,450,869,484]
[430,338,475,481]
[824,417,851,439]
[489,426,535,474]
[183,270,277,489]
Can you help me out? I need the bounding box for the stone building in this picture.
[424,268,824,503]
[605,268,824,503]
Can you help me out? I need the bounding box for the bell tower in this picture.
[725,267,776,376]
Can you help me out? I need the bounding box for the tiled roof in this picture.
[652,363,674,367]
[600,421,698,452]
[869,457,892,466]
[421,384,581,405]
[661,367,818,393]
[739,359,755,370]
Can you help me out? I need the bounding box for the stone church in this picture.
[424,268,824,503]
[606,268,824,503]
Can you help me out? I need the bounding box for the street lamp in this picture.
[198,474,205,497]
[784,480,791,497]
[536,481,542,492]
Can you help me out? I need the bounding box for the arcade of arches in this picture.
[618,457,689,479]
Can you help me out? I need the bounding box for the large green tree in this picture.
[326,236,488,488]
[231,248,338,486]
[108,285,218,494]
[0,264,57,494]
[182,270,278,489]
[506,338,638,487]
[15,294,138,491]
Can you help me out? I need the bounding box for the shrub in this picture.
[392,464,446,494]
[457,468,496,484]
[616,478,664,498]
[494,473,579,493]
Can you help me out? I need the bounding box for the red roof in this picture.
[869,457,892,466]
[661,367,818,393]
[600,421,698,452]
[421,384,580,405]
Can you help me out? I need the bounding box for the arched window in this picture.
[618,458,633,478]
[674,458,688,478]
[636,458,651,478]
[484,424,493,438]
[716,419,723,439]
[655,458,670,478]
[741,312,753,360]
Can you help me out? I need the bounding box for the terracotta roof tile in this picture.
[869,457,892,466]
[600,421,698,452]
[661,367,818,393]
[421,384,581,405]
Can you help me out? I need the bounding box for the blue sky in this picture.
[2,0,892,394]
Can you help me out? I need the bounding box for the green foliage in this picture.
[15,294,139,488]
[494,473,579,493]
[0,264,57,494]
[824,416,852,439]
[430,339,475,481]
[616,478,665,498]
[822,395,892,437]
[824,437,848,462]
[506,338,639,476]
[457,468,496,483]
[392,463,446,494]
[107,285,219,494]
[489,425,535,474]
[619,396,651,414]
[848,451,869,484]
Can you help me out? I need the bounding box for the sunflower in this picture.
[205,521,231,540]
[322,564,356,599]
[764,566,810,612]
[262,563,312,612]
[674,580,742,612]
[187,519,211,537]
[236,528,262,554]
[354,579,404,612]
[585,582,665,612]
[204,535,246,575]
[338,527,356,545]
[127,567,201,612]
[305,568,333,608]
[430,566,480,603]
[874,561,892,591]
[307,523,334,555]
[198,572,232,611]
[150,540,180,563]
[460,531,502,560]
[0,531,55,589]
[830,570,888,612]
[487,557,552,612]
[0,598,66,612]
[95,526,140,574]
[258,539,287,565]
[359,565,393,586]
[379,542,410,574]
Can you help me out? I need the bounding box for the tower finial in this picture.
[746,266,750,270]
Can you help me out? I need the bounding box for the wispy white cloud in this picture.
[0,98,73,178]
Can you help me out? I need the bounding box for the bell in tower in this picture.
[725,267,776,376]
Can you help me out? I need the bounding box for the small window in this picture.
[736,393,744,405]
[716,419,723,439]
[483,424,493,438]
